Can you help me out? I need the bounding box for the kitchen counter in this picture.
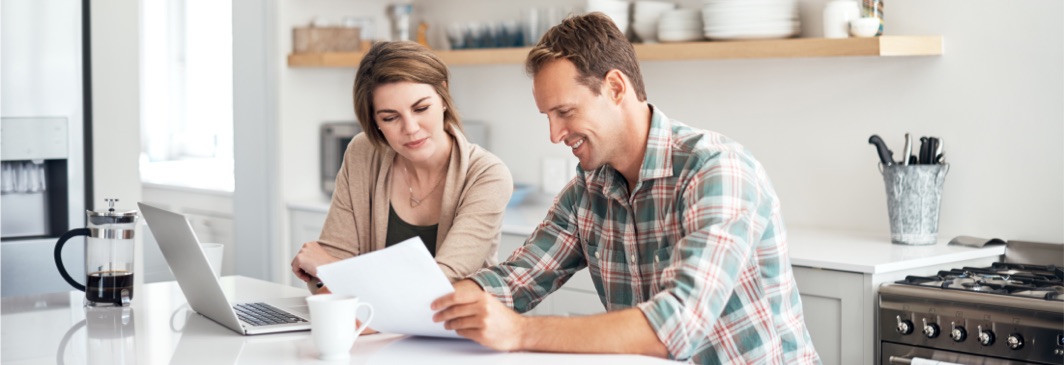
[290,196,1005,275]
[1,276,674,364]
[497,197,1005,274]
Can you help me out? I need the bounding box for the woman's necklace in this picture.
[403,162,446,208]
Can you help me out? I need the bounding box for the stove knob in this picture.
[922,318,940,338]
[1006,333,1024,350]
[949,322,967,342]
[977,325,995,346]
[896,316,914,335]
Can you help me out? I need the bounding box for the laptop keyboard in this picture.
[233,302,307,327]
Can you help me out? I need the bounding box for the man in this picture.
[432,13,820,364]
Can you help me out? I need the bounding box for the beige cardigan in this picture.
[317,126,513,282]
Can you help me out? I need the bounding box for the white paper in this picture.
[316,237,460,338]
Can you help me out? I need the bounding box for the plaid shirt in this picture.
[470,106,820,364]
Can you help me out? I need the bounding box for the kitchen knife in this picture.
[902,133,913,166]
[868,135,894,166]
[933,138,944,164]
[928,137,939,165]
[918,137,930,164]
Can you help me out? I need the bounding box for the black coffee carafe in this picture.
[55,199,139,307]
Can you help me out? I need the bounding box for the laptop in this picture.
[139,202,312,335]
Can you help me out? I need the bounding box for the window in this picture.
[140,0,233,191]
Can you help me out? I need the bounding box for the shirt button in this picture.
[593,251,599,259]
[630,254,636,263]
[654,256,659,263]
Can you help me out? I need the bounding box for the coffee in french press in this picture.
[55,198,139,306]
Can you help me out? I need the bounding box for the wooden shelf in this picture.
[287,35,942,68]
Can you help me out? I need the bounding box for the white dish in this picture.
[704,25,798,40]
[633,23,658,42]
[659,18,703,30]
[704,20,798,32]
[659,8,702,20]
[849,17,881,37]
[658,29,704,42]
[634,0,676,15]
[587,0,630,12]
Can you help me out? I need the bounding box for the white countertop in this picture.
[785,229,1004,274]
[290,196,1005,276]
[0,276,675,365]
[495,199,1004,275]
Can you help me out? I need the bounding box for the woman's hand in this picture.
[291,241,340,283]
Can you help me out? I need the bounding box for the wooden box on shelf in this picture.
[292,26,362,53]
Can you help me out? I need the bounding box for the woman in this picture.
[291,41,513,293]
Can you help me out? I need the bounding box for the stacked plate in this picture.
[632,1,677,43]
[657,8,704,42]
[587,0,631,34]
[702,0,799,40]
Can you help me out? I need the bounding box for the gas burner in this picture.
[898,262,1064,301]
[952,278,1006,294]
[1013,285,1064,300]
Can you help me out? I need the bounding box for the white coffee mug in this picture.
[823,0,860,38]
[306,294,374,360]
[199,243,224,278]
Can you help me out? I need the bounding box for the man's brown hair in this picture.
[353,41,462,148]
[525,12,647,101]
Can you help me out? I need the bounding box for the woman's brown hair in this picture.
[525,12,647,101]
[353,41,462,148]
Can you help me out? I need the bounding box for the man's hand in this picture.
[431,279,529,351]
[290,241,339,283]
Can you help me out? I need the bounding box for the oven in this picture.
[320,122,361,195]
[878,245,1064,365]
[318,121,490,195]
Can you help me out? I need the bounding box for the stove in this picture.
[879,261,1064,364]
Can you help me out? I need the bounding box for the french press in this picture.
[55,199,139,306]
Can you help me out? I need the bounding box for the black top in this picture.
[385,204,438,257]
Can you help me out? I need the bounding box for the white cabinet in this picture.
[141,185,235,281]
[793,267,867,365]
[286,205,328,287]
[791,255,1002,365]
[289,208,327,253]
[184,212,235,276]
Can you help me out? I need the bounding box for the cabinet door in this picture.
[289,209,327,249]
[793,267,866,365]
[498,233,527,261]
[185,213,235,276]
[287,209,327,287]
[548,289,605,317]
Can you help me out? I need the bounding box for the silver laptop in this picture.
[139,202,311,335]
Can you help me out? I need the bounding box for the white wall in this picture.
[277,0,1063,242]
[90,0,144,284]
[277,0,391,201]
[91,0,142,211]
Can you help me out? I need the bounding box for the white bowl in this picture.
[634,0,676,21]
[658,29,704,42]
[659,8,701,21]
[658,17,702,31]
[587,0,631,13]
[632,22,658,42]
[849,17,880,37]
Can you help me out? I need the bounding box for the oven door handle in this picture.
[888,356,964,365]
